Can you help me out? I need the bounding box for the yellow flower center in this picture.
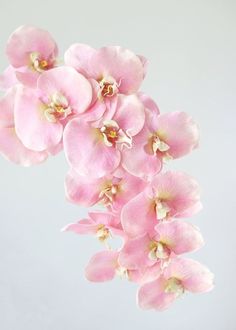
[108,130,118,139]
[164,277,184,296]
[98,181,119,207]
[44,92,72,123]
[96,224,110,242]
[116,266,129,280]
[30,52,53,73]
[150,133,173,163]
[155,198,170,220]
[148,241,170,260]
[98,76,119,100]
[39,60,49,69]
[100,120,132,148]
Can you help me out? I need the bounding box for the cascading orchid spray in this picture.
[0,25,214,311]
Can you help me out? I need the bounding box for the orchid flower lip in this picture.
[44,92,72,123]
[29,52,54,73]
[116,266,129,280]
[164,277,185,297]
[100,120,132,149]
[152,134,169,154]
[97,75,120,101]
[98,181,119,207]
[95,224,110,242]
[155,199,171,220]
[151,133,173,163]
[148,240,170,260]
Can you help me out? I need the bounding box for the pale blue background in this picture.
[0,0,235,329]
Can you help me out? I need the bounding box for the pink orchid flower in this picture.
[0,87,48,165]
[14,66,92,152]
[122,171,202,238]
[137,258,214,310]
[64,94,145,178]
[62,211,124,243]
[64,44,146,103]
[65,167,147,211]
[85,250,147,283]
[85,250,128,282]
[2,25,58,88]
[119,220,204,270]
[122,111,199,179]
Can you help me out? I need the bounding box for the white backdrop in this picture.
[0,0,235,329]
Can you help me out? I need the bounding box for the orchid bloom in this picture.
[122,111,199,179]
[65,167,147,211]
[0,25,59,88]
[14,66,92,152]
[85,250,128,282]
[0,87,48,165]
[62,211,124,243]
[119,220,204,270]
[85,250,148,283]
[64,94,145,178]
[122,171,202,238]
[65,44,146,103]
[137,258,214,310]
